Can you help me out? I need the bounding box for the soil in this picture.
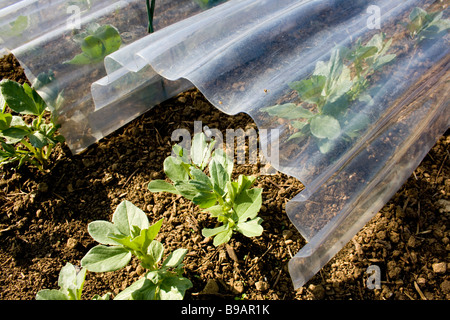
[0,53,449,301]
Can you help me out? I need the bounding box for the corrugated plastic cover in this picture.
[1,0,449,289]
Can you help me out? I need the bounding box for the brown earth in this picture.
[0,53,448,301]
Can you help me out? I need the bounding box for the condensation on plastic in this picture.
[1,0,449,289]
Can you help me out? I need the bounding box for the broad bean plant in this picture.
[148,132,264,246]
[0,79,65,171]
[66,24,122,65]
[35,201,192,300]
[262,32,396,154]
[81,200,192,300]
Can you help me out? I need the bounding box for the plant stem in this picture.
[21,139,46,170]
[146,0,156,33]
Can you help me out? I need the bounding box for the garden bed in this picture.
[0,53,449,300]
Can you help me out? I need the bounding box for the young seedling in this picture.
[262,33,395,153]
[81,200,192,300]
[35,262,110,300]
[66,23,122,65]
[35,263,86,300]
[406,7,450,42]
[148,132,263,246]
[0,79,65,171]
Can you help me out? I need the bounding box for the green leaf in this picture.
[1,127,29,144]
[29,131,51,149]
[190,167,213,189]
[190,132,211,169]
[0,113,12,130]
[317,138,333,154]
[328,66,353,103]
[291,120,308,130]
[130,279,159,300]
[351,45,378,62]
[36,289,69,300]
[159,276,192,300]
[173,181,199,200]
[211,148,234,178]
[35,263,87,301]
[107,233,137,251]
[81,35,105,61]
[1,15,28,37]
[289,75,326,105]
[343,113,370,139]
[148,180,180,195]
[226,180,237,203]
[288,131,307,142]
[92,293,111,300]
[146,240,164,267]
[81,245,132,272]
[137,218,163,249]
[13,16,28,33]
[95,25,122,55]
[310,115,341,140]
[202,225,227,238]
[164,156,189,182]
[366,33,385,52]
[58,263,86,300]
[209,159,228,195]
[409,7,428,29]
[0,80,39,115]
[114,277,151,300]
[1,141,15,155]
[58,263,76,292]
[146,269,165,284]
[75,268,87,299]
[112,200,149,237]
[192,192,217,208]
[66,52,95,65]
[172,144,190,163]
[358,94,374,107]
[236,175,256,194]
[204,205,224,218]
[234,188,262,222]
[189,180,213,193]
[212,228,233,246]
[10,115,28,128]
[88,221,121,245]
[237,217,263,237]
[30,86,48,115]
[314,49,342,84]
[0,91,5,113]
[53,134,65,144]
[66,24,122,65]
[372,54,396,70]
[322,95,349,118]
[262,103,315,120]
[162,248,188,268]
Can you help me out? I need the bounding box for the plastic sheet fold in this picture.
[1,0,449,289]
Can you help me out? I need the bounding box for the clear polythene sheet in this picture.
[1,0,223,151]
[3,0,450,289]
[96,0,449,288]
